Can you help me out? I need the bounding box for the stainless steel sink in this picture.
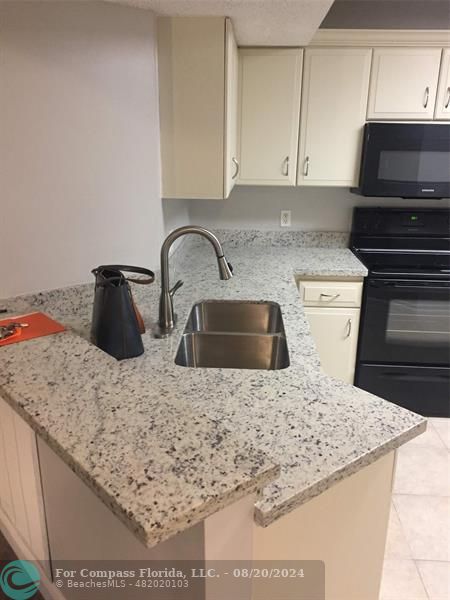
[175,332,289,370]
[175,300,290,370]
[184,300,285,334]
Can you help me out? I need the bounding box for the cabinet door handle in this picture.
[345,318,352,339]
[445,87,450,109]
[282,156,289,177]
[423,86,430,108]
[304,156,310,177]
[320,293,341,302]
[232,157,239,179]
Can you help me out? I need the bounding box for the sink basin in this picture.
[184,300,285,334]
[175,332,290,370]
[176,300,290,370]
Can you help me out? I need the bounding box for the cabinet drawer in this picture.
[299,280,363,308]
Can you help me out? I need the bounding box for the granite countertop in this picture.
[0,231,426,547]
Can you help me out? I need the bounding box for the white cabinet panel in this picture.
[238,48,302,185]
[367,48,441,120]
[158,17,238,199]
[0,401,29,540]
[0,400,15,522]
[224,19,239,197]
[13,414,50,567]
[297,48,371,187]
[305,307,360,384]
[0,397,50,572]
[435,49,450,120]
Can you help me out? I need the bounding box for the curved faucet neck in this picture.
[160,226,224,290]
[156,226,231,337]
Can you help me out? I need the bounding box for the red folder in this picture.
[0,312,66,346]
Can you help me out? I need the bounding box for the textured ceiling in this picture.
[102,0,335,46]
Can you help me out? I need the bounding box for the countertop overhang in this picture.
[0,235,426,547]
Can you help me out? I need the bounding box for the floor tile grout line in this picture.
[428,419,450,451]
[406,421,446,451]
[413,559,432,600]
[415,559,450,564]
[390,499,415,559]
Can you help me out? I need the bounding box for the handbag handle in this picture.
[92,265,155,285]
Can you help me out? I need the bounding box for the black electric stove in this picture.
[351,207,450,417]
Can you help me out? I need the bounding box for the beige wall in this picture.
[188,186,449,232]
[0,1,165,297]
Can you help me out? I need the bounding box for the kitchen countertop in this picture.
[0,232,426,547]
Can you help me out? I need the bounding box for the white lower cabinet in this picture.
[299,279,363,384]
[0,396,50,576]
[304,307,360,384]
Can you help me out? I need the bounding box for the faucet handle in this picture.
[169,279,184,298]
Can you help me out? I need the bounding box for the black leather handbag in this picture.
[91,265,154,360]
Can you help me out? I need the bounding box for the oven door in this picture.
[359,123,450,198]
[358,278,450,366]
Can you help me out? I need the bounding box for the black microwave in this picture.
[356,122,450,199]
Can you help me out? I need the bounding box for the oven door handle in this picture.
[381,372,449,382]
[388,283,450,291]
[371,281,450,291]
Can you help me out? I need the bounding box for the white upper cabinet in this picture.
[224,20,240,197]
[297,48,372,187]
[435,49,450,120]
[367,48,442,120]
[158,17,238,199]
[237,48,303,186]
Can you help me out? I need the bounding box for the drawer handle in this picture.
[320,293,341,302]
[423,86,430,108]
[445,87,450,109]
[345,318,352,339]
[282,156,289,177]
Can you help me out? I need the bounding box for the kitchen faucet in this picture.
[155,225,233,337]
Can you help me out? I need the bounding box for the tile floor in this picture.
[379,417,450,600]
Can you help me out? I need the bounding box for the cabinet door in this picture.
[367,48,441,120]
[298,48,371,187]
[435,49,450,120]
[305,307,360,384]
[238,48,302,185]
[224,19,239,197]
[158,17,229,199]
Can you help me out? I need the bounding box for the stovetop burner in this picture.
[350,207,450,279]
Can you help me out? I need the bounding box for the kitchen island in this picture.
[0,231,426,600]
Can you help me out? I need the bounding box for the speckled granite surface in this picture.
[0,231,425,546]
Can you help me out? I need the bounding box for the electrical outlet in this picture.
[280,210,291,227]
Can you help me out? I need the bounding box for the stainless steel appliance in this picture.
[351,207,450,417]
[355,123,450,198]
